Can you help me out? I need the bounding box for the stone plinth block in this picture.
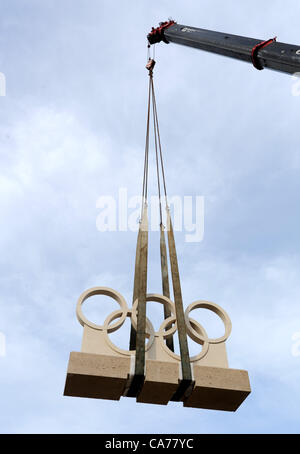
[137,360,180,405]
[64,352,131,400]
[184,365,251,412]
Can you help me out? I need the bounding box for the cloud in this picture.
[1,0,300,434]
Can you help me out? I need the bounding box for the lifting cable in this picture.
[150,65,174,352]
[127,64,151,396]
[128,54,193,400]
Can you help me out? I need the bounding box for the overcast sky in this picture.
[0,0,300,434]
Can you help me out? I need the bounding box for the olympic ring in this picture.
[103,308,155,356]
[131,293,176,338]
[184,300,232,344]
[158,315,210,362]
[76,287,232,362]
[76,287,128,333]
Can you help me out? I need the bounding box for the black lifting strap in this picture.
[166,209,193,401]
[127,203,148,397]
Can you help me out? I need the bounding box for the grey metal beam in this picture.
[149,22,300,75]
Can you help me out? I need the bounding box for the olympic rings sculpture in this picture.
[76,287,232,363]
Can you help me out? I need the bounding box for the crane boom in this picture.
[148,21,300,75]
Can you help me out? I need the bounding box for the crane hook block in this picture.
[146,58,156,72]
[147,20,176,45]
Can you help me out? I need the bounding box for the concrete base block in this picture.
[64,352,131,401]
[184,365,251,412]
[137,360,180,405]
